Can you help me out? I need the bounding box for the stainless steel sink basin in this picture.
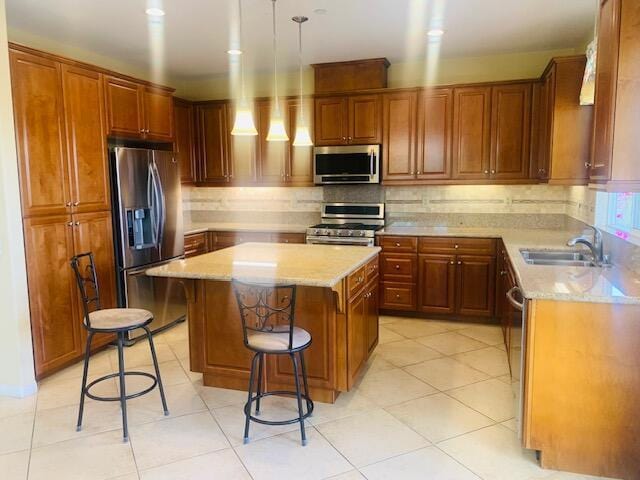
[520,249,596,267]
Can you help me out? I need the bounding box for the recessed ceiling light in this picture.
[427,28,445,37]
[313,8,327,15]
[145,7,165,16]
[227,49,243,55]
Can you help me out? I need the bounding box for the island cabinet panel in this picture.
[10,50,70,218]
[23,215,82,378]
[196,102,230,184]
[382,90,418,181]
[490,83,531,180]
[416,88,453,180]
[174,98,197,184]
[456,255,496,317]
[452,86,492,180]
[61,64,111,213]
[366,279,380,354]
[418,254,456,315]
[104,75,144,138]
[347,289,367,388]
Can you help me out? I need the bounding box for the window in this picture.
[605,192,640,242]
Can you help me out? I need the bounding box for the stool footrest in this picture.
[84,371,158,402]
[244,390,314,426]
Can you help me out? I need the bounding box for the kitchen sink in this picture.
[520,249,597,267]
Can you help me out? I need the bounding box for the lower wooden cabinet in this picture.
[23,211,117,378]
[380,235,496,319]
[184,232,208,258]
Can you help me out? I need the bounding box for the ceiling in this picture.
[6,0,596,79]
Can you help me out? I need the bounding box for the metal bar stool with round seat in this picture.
[232,279,314,446]
[70,252,169,442]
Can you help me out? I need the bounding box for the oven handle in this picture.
[306,236,373,246]
[506,286,524,311]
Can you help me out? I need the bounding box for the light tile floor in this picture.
[0,317,612,480]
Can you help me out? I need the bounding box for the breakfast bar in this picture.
[147,242,380,403]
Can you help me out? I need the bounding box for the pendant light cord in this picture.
[238,0,246,103]
[297,19,304,123]
[271,0,280,116]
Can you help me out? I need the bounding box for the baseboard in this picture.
[0,381,37,398]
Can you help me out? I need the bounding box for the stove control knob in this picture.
[347,230,353,236]
[314,229,320,235]
[360,231,366,237]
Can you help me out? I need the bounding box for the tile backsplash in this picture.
[183,184,595,227]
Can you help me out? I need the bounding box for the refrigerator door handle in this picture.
[146,161,157,244]
[148,160,164,247]
[153,160,166,247]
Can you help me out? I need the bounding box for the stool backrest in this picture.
[70,252,101,329]
[231,280,297,350]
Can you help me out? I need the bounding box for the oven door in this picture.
[314,145,379,184]
[306,235,374,247]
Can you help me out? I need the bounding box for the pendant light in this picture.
[292,16,313,147]
[266,0,288,142]
[231,0,258,136]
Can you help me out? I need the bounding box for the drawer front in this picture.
[271,233,305,244]
[184,232,208,258]
[379,235,418,253]
[380,282,416,311]
[365,256,379,282]
[348,265,367,298]
[419,237,496,255]
[380,253,417,282]
[213,231,272,249]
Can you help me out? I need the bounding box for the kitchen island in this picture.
[147,242,381,403]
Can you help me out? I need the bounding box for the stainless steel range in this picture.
[306,203,385,246]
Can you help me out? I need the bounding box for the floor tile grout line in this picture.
[432,443,485,479]
[313,424,363,475]
[25,385,39,480]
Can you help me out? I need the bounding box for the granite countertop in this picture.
[146,242,381,288]
[184,222,309,236]
[378,225,640,305]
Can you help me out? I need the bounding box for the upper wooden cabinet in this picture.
[257,100,288,184]
[61,65,110,213]
[589,0,640,191]
[104,75,174,141]
[314,94,381,146]
[533,57,593,184]
[452,86,492,180]
[225,102,258,185]
[10,48,111,217]
[174,98,197,184]
[195,102,230,184]
[490,83,531,180]
[382,90,418,180]
[10,50,70,217]
[417,88,453,180]
[286,98,314,185]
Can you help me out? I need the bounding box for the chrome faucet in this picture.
[567,225,605,266]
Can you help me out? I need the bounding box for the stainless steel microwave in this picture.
[313,145,380,185]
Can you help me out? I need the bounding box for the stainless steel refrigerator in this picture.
[110,147,186,341]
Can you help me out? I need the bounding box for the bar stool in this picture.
[70,252,169,442]
[232,280,314,446]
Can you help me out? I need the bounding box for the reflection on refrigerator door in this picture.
[124,266,187,340]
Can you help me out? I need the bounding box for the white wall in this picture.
[0,0,37,397]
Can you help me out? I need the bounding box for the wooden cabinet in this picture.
[417,88,453,180]
[380,235,496,319]
[382,90,418,180]
[10,50,70,217]
[418,254,456,314]
[257,100,288,184]
[286,98,314,185]
[104,75,174,141]
[589,0,640,191]
[61,65,111,213]
[366,278,379,354]
[452,86,492,180]
[533,57,593,184]
[225,102,259,185]
[23,215,82,377]
[174,98,197,184]
[314,94,381,146]
[206,230,305,251]
[196,102,230,184]
[456,255,496,317]
[184,232,209,258]
[490,83,531,180]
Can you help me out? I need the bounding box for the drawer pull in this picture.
[454,244,459,249]
[395,242,401,247]
[395,294,401,299]
[394,264,400,270]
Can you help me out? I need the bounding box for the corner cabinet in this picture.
[195,102,230,184]
[174,98,197,184]
[589,0,640,191]
[104,75,174,141]
[314,94,381,146]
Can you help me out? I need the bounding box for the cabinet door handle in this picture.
[74,221,80,226]
[450,261,454,265]
[73,201,79,206]
[491,169,496,174]
[65,202,72,207]
[484,170,489,175]
[585,162,592,168]
[457,261,462,265]
[416,170,421,175]
[67,221,73,227]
